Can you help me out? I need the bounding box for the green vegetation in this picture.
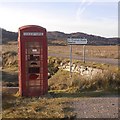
[2,69,18,87]
[2,51,120,93]
[48,56,62,77]
[57,57,119,92]
[2,51,18,68]
[49,67,120,93]
[2,52,120,119]
[49,70,70,90]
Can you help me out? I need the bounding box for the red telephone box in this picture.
[18,25,48,97]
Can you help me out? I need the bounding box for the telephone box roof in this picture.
[19,25,46,30]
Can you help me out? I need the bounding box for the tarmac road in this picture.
[72,97,119,118]
[0,54,118,66]
[48,53,119,66]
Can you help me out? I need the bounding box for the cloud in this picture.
[76,0,95,20]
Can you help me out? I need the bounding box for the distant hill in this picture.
[2,29,18,44]
[1,28,118,45]
[47,31,118,45]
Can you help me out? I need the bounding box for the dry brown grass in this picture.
[49,45,118,59]
[49,67,120,92]
[3,87,118,119]
[2,42,119,119]
[2,43,18,53]
[2,88,75,119]
[1,42,119,59]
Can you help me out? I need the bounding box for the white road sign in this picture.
[67,38,87,45]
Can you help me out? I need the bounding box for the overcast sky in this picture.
[0,0,118,38]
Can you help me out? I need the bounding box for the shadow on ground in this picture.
[2,70,18,87]
[49,90,119,98]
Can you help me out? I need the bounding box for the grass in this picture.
[1,42,119,59]
[2,85,119,119]
[49,67,120,93]
[48,70,71,90]
[73,60,114,70]
[2,89,76,119]
[2,52,120,91]
[49,89,119,98]
[2,68,18,87]
[2,86,119,119]
[2,51,18,68]
[2,44,119,118]
[48,45,119,59]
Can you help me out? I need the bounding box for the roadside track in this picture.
[49,53,118,66]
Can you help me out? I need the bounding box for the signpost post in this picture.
[70,44,72,78]
[67,38,87,78]
[83,45,86,63]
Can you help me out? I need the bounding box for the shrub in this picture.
[48,70,70,90]
[48,57,62,77]
[2,51,18,68]
[48,66,120,93]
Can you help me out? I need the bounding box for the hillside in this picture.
[47,31,119,45]
[1,28,118,45]
[2,29,18,44]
